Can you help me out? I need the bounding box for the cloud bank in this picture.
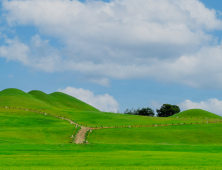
[1,0,222,88]
[57,86,119,112]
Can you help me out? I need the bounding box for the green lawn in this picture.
[0,144,222,169]
[55,109,222,127]
[89,123,222,144]
[0,109,74,144]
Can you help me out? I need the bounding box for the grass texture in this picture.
[0,144,222,169]
[0,109,74,144]
[89,123,222,144]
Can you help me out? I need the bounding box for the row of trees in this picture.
[124,104,180,117]
[124,107,155,116]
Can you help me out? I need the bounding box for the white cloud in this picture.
[1,0,222,88]
[3,0,217,57]
[88,77,110,87]
[0,36,29,64]
[57,86,119,112]
[0,35,63,72]
[178,98,222,116]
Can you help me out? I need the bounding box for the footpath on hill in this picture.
[2,106,88,144]
[2,106,222,144]
[75,127,90,144]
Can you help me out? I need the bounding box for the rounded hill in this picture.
[28,90,65,108]
[49,92,99,111]
[0,88,27,96]
[0,88,99,111]
[0,88,51,108]
[171,109,221,118]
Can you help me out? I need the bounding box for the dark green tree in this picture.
[138,108,155,116]
[124,107,154,116]
[156,104,180,117]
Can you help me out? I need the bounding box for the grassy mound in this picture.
[49,92,99,111]
[29,90,98,111]
[28,90,70,109]
[0,88,98,111]
[171,109,221,118]
[0,88,51,109]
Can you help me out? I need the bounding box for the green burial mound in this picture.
[49,92,99,111]
[171,109,221,119]
[0,88,98,111]
[0,88,51,108]
[29,90,98,111]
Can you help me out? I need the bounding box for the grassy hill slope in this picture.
[171,109,221,119]
[0,88,98,111]
[49,92,99,111]
[57,109,222,127]
[28,90,66,108]
[0,108,74,144]
[89,123,222,145]
[0,88,52,109]
[2,88,221,128]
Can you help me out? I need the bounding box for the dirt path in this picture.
[3,106,222,144]
[74,126,90,144]
[2,107,88,144]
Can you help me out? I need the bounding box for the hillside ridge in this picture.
[171,109,221,118]
[0,88,99,111]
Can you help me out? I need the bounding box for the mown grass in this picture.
[3,107,220,128]
[57,109,222,127]
[89,123,222,145]
[0,144,222,169]
[0,109,74,144]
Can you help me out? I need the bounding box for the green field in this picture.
[1,144,222,170]
[89,123,222,144]
[1,88,222,169]
[0,109,75,144]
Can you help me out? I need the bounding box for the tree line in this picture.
[124,104,180,117]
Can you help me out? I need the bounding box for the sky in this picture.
[1,0,222,115]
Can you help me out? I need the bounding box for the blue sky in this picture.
[1,0,222,115]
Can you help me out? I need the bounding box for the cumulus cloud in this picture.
[0,36,29,64]
[0,34,64,72]
[178,98,222,116]
[3,0,217,59]
[1,0,222,88]
[57,86,119,112]
[88,77,110,87]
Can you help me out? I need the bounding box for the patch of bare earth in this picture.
[74,126,90,144]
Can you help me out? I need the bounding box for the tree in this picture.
[124,107,154,116]
[156,104,180,117]
[138,108,155,116]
